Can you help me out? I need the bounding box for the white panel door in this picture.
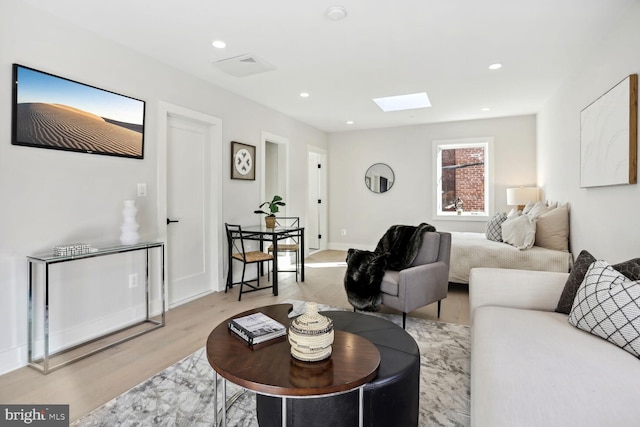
[167,115,212,306]
[307,152,321,249]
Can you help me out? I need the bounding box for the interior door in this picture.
[167,115,213,306]
[307,152,321,250]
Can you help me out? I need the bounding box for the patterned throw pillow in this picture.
[556,251,640,314]
[555,250,596,314]
[569,260,640,358]
[485,212,508,242]
[612,257,640,282]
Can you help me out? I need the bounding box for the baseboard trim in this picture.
[327,242,375,252]
[0,345,23,376]
[168,289,215,310]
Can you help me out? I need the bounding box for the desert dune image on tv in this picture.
[12,64,145,159]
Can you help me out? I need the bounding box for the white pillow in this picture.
[569,260,640,358]
[506,208,520,219]
[501,214,536,250]
[526,201,553,218]
[535,203,569,251]
[521,202,535,215]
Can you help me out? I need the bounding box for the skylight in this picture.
[373,92,431,112]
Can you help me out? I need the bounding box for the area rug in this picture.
[72,300,470,427]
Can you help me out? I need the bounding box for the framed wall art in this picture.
[580,74,637,188]
[231,141,255,180]
[12,64,146,159]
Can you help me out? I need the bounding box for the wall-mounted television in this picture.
[12,64,145,159]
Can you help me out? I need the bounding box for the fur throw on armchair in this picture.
[375,223,436,270]
[344,249,389,311]
[344,223,436,311]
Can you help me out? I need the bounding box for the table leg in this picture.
[28,261,34,367]
[272,235,278,296]
[222,378,227,427]
[160,244,166,325]
[145,248,150,320]
[300,228,305,282]
[359,387,364,427]
[43,263,50,374]
[282,396,287,427]
[213,371,218,427]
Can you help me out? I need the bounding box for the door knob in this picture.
[167,218,180,225]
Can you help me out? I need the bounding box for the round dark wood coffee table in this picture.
[206,304,381,426]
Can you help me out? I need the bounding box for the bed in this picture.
[448,231,573,284]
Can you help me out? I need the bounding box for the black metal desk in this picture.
[227,225,305,296]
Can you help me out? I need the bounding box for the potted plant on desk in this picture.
[254,195,286,228]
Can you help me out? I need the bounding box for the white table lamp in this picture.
[506,187,539,210]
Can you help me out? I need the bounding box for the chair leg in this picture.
[256,263,261,287]
[437,300,442,318]
[402,312,407,329]
[238,263,247,301]
[267,256,272,282]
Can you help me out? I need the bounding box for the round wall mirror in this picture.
[365,163,395,193]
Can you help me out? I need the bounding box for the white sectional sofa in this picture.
[469,267,640,427]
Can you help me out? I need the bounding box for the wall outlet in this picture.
[128,273,138,288]
[341,229,347,236]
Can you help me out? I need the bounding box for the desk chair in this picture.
[267,217,301,282]
[225,223,274,301]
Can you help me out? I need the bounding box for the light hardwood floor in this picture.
[0,250,469,422]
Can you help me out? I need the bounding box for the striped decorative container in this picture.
[288,302,334,362]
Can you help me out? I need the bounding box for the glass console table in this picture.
[27,241,165,374]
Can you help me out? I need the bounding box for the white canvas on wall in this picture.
[580,74,638,188]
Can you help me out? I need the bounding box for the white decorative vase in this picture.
[120,200,140,245]
[288,302,335,362]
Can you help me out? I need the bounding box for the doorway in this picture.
[158,102,224,309]
[261,132,289,211]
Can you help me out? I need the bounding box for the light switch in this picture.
[137,183,147,197]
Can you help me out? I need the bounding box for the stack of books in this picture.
[228,312,287,345]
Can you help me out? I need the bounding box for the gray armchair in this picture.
[380,231,451,328]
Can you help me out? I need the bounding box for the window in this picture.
[433,137,493,219]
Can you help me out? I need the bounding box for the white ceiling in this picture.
[22,0,638,133]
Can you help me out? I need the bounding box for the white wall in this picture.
[328,115,537,249]
[0,0,327,374]
[537,1,640,263]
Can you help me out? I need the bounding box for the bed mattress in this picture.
[449,232,573,284]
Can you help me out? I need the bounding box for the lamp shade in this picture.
[506,187,539,206]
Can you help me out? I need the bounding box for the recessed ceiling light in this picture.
[488,63,502,70]
[346,120,354,125]
[326,5,347,21]
[300,92,310,98]
[373,92,431,112]
[212,40,226,49]
[481,107,491,111]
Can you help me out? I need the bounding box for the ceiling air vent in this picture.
[213,54,276,78]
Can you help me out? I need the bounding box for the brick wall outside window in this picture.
[441,147,485,212]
